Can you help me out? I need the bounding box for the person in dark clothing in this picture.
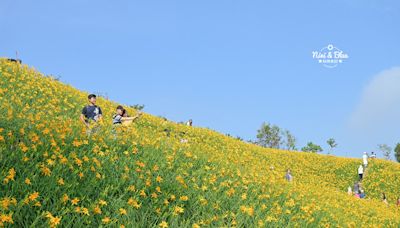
[80,94,103,128]
[382,192,388,205]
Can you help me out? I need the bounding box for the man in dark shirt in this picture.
[80,94,103,128]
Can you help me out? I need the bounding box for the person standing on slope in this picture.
[362,152,368,168]
[285,169,293,182]
[80,94,103,134]
[358,165,364,181]
[382,192,388,205]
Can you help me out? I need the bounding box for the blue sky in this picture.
[2,0,400,158]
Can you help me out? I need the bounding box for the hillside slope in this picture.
[1,59,400,227]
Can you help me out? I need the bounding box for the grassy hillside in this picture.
[1,58,400,227]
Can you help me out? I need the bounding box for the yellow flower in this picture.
[127,185,136,192]
[7,168,16,181]
[83,156,89,162]
[240,206,254,216]
[119,208,127,215]
[156,176,163,183]
[98,199,107,206]
[0,213,13,224]
[93,206,102,214]
[173,206,184,215]
[61,194,69,204]
[28,192,39,201]
[81,207,90,216]
[75,158,83,167]
[40,166,51,176]
[42,128,50,135]
[139,189,147,197]
[0,197,16,210]
[159,221,168,228]
[72,139,81,147]
[128,198,141,209]
[102,217,111,224]
[71,198,80,205]
[225,188,236,197]
[57,178,65,186]
[45,212,61,228]
[25,178,32,185]
[180,196,189,201]
[199,198,208,206]
[20,143,29,152]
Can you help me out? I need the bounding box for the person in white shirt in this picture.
[370,151,376,159]
[358,165,364,181]
[347,186,353,195]
[362,152,368,168]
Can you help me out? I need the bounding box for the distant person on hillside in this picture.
[285,169,293,182]
[396,197,400,207]
[347,186,353,195]
[163,128,171,137]
[370,152,376,159]
[363,152,368,168]
[186,119,193,126]
[112,105,141,125]
[179,132,188,143]
[80,94,102,134]
[354,190,361,199]
[358,165,364,181]
[359,189,366,199]
[353,182,360,194]
[382,193,388,205]
[113,106,125,124]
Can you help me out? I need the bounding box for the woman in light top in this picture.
[358,165,364,181]
[113,105,142,125]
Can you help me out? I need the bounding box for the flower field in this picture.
[1,58,400,227]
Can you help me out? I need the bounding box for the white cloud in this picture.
[349,67,400,137]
